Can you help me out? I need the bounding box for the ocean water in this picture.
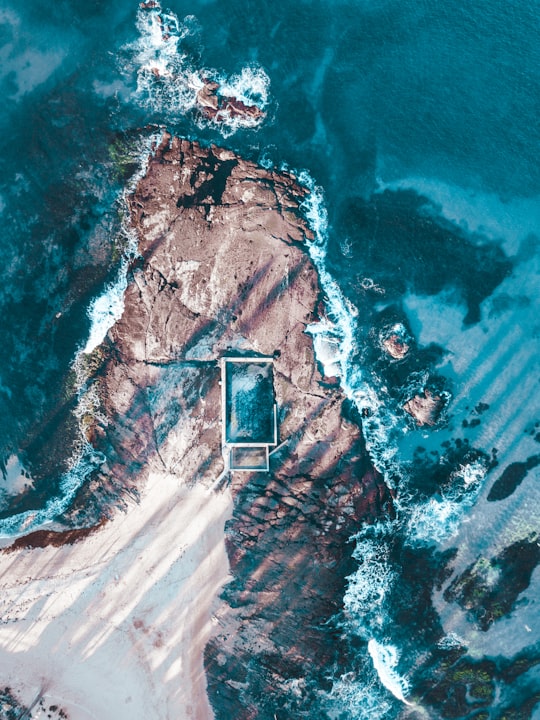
[0,0,539,717]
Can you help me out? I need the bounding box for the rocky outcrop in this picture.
[205,458,392,719]
[196,79,265,124]
[379,322,410,360]
[404,388,445,426]
[138,1,265,127]
[81,135,392,716]
[444,534,540,631]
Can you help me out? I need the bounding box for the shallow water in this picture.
[0,0,538,716]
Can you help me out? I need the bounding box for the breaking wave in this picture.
[83,129,164,357]
[326,670,397,720]
[83,224,138,355]
[217,66,270,113]
[343,524,397,637]
[0,444,105,537]
[297,173,498,716]
[124,2,270,136]
[404,458,487,545]
[299,173,403,479]
[367,639,411,706]
[0,135,162,539]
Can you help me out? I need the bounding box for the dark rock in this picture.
[444,534,540,631]
[196,80,265,125]
[404,388,445,426]
[487,454,540,501]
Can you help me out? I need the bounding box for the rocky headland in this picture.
[90,134,394,715]
[0,134,393,718]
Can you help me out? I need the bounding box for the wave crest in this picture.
[367,639,411,706]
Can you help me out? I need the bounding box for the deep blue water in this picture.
[0,0,539,717]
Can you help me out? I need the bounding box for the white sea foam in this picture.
[297,175,416,716]
[0,135,161,538]
[367,639,411,705]
[207,64,272,137]
[310,322,342,377]
[298,172,402,479]
[404,459,487,545]
[130,7,199,116]
[293,145,540,720]
[0,340,111,536]
[296,171,509,717]
[327,639,419,720]
[343,527,397,635]
[218,65,270,110]
[326,670,395,720]
[83,132,158,355]
[437,632,465,650]
[0,442,105,537]
[83,268,129,355]
[299,178,358,384]
[297,177,355,381]
[126,2,269,136]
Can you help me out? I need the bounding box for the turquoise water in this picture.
[0,0,539,716]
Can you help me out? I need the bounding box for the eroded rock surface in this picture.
[81,135,392,717]
[196,79,266,124]
[404,388,446,426]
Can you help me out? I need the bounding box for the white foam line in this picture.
[84,131,162,355]
[296,171,522,718]
[404,458,487,545]
[0,442,105,537]
[83,254,132,355]
[297,171,402,480]
[0,135,162,538]
[367,639,412,706]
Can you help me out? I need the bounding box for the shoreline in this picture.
[0,471,232,719]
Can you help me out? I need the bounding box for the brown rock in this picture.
[194,78,266,124]
[380,323,410,360]
[78,135,393,716]
[404,388,445,426]
[219,96,265,120]
[196,80,220,117]
[382,333,410,359]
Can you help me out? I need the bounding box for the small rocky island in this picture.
[0,135,393,719]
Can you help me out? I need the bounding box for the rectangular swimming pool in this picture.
[222,358,277,445]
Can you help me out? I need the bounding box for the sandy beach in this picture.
[0,472,232,719]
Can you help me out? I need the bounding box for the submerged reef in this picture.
[444,534,540,631]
